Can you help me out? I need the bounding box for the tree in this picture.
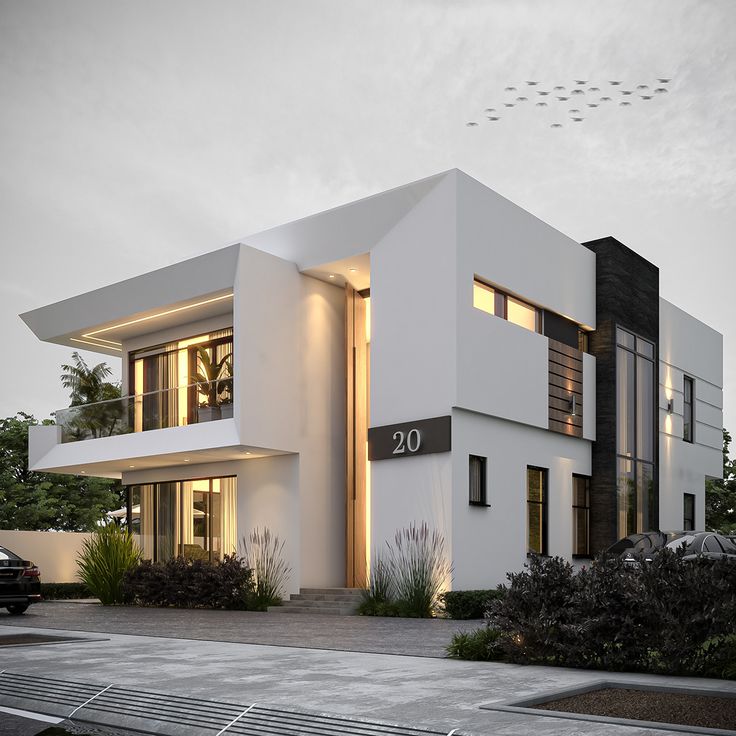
[0,413,125,531]
[60,351,120,406]
[705,428,736,534]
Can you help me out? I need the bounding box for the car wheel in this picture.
[6,604,28,615]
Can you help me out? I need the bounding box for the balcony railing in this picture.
[55,378,234,443]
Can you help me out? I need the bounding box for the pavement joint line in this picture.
[214,702,258,736]
[67,682,114,719]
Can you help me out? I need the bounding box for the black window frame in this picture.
[683,375,694,443]
[572,474,591,557]
[469,455,489,507]
[527,466,548,556]
[683,492,696,531]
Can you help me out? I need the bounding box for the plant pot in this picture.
[220,402,233,419]
[197,405,222,423]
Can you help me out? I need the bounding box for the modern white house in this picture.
[22,170,723,593]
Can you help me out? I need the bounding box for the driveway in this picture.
[0,601,478,657]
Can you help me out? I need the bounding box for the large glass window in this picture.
[129,476,237,562]
[616,327,656,537]
[129,328,233,431]
[572,475,590,556]
[527,467,547,555]
[683,376,694,443]
[473,279,540,334]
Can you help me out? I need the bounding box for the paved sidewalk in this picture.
[1,623,734,736]
[0,601,478,657]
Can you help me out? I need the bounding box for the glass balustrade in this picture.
[55,378,234,443]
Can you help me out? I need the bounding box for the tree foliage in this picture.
[60,351,120,406]
[0,413,124,531]
[705,428,736,534]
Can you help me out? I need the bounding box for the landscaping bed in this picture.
[534,687,736,731]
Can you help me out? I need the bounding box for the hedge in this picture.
[439,589,504,619]
[40,582,91,600]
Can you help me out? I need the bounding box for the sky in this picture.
[1,0,735,430]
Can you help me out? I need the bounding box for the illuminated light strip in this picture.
[83,293,234,338]
[70,337,122,352]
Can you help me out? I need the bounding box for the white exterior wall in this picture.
[658,298,723,531]
[450,409,592,589]
[0,530,92,583]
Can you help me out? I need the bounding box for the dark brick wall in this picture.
[583,237,659,551]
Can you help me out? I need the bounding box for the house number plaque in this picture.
[368,416,451,461]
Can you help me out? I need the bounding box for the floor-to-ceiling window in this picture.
[129,328,233,431]
[128,476,237,562]
[616,327,656,537]
[527,467,548,555]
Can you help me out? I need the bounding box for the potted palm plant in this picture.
[194,347,232,423]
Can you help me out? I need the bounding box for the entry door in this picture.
[346,286,369,587]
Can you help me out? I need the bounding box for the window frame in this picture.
[473,278,541,334]
[683,492,696,531]
[527,466,548,556]
[683,375,694,443]
[469,454,489,507]
[572,474,591,557]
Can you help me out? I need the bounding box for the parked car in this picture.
[665,532,736,561]
[0,545,41,614]
[606,531,689,565]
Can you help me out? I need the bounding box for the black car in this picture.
[665,532,736,561]
[0,545,41,614]
[606,531,687,565]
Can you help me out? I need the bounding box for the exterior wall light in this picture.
[568,395,577,416]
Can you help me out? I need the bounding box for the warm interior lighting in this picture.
[473,281,495,314]
[77,293,234,347]
[507,296,537,332]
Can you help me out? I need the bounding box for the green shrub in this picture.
[240,527,291,610]
[40,582,91,600]
[446,627,504,660]
[439,589,504,619]
[76,524,141,605]
[468,550,736,677]
[122,554,253,609]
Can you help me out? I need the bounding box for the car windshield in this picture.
[0,546,21,561]
[666,535,696,550]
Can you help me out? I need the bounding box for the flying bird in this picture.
[516,96,528,101]
[600,96,612,101]
[569,109,581,114]
[654,87,668,93]
[551,123,563,128]
[553,85,565,90]
[609,80,622,85]
[657,78,671,83]
[505,86,517,91]
[620,101,632,106]
[504,102,515,107]
[466,121,479,126]
[587,103,599,107]
[525,81,538,85]
[621,90,633,95]
[535,102,548,107]
[571,117,584,122]
[571,89,584,95]
[641,95,653,100]
[557,96,570,101]
[588,86,600,92]
[484,108,496,113]
[487,116,500,121]
[637,84,649,90]
[537,90,550,95]
[574,80,588,85]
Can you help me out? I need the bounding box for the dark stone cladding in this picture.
[583,236,659,552]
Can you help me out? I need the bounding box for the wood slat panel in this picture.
[549,351,583,372]
[549,338,583,360]
[548,338,584,438]
[549,372,583,392]
[549,384,583,401]
[549,418,583,437]
[549,362,583,383]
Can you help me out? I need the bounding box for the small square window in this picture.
[469,455,488,506]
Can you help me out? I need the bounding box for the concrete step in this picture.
[298,587,366,597]
[285,598,360,607]
[267,604,359,615]
[290,593,364,603]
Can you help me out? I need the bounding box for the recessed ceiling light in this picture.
[129,465,135,468]
[245,451,252,455]
[328,274,335,279]
[184,458,190,462]
[80,470,86,474]
[348,268,358,273]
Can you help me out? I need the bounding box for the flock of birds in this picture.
[466,78,672,128]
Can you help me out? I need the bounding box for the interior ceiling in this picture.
[69,291,234,349]
[303,252,370,291]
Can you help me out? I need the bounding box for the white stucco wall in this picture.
[658,298,723,531]
[450,409,592,589]
[0,530,92,583]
